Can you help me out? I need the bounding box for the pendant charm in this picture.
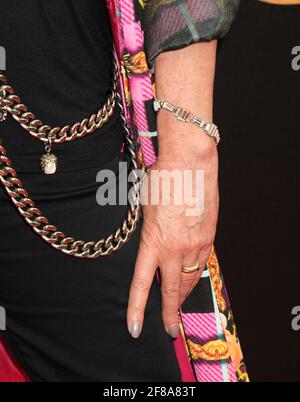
[41,139,57,174]
[41,152,58,174]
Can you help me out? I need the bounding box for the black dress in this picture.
[0,0,181,381]
[214,0,300,381]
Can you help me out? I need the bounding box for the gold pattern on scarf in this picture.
[120,51,150,108]
[122,51,149,77]
[187,338,230,361]
[207,246,226,312]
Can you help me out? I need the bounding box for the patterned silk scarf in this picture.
[105,0,249,382]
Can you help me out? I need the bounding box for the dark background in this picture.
[214,0,300,381]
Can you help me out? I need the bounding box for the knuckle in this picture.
[132,278,151,293]
[183,242,199,255]
[161,281,180,296]
[198,237,213,254]
[182,235,213,256]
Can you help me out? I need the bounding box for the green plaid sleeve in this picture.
[142,0,240,69]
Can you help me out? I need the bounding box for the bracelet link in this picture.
[174,107,191,122]
[205,123,213,134]
[162,101,174,113]
[190,115,205,129]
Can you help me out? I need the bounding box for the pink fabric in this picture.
[181,313,226,382]
[115,0,157,167]
[173,334,196,382]
[0,335,28,382]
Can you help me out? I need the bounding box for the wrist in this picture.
[156,145,218,169]
[156,104,218,161]
[158,126,218,164]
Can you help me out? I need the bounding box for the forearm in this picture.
[154,40,217,163]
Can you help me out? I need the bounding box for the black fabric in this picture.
[214,0,300,382]
[0,0,181,382]
[181,271,214,314]
[0,0,124,172]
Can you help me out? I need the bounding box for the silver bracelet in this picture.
[153,98,220,145]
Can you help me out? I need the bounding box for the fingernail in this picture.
[167,324,179,339]
[130,321,141,338]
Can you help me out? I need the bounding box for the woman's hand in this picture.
[127,143,219,339]
[127,40,219,338]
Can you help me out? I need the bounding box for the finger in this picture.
[178,271,198,308]
[186,265,206,299]
[179,265,207,307]
[191,265,206,289]
[189,244,212,295]
[191,244,213,293]
[179,251,201,307]
[127,245,158,339]
[160,258,182,339]
[179,244,210,306]
[183,244,212,301]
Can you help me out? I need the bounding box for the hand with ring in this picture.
[126,41,219,340]
[127,153,218,340]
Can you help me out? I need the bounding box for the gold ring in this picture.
[181,262,200,274]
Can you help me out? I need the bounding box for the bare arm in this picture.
[155,40,217,160]
[127,41,219,339]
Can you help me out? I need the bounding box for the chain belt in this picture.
[0,52,142,257]
[0,59,118,144]
[0,53,118,173]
